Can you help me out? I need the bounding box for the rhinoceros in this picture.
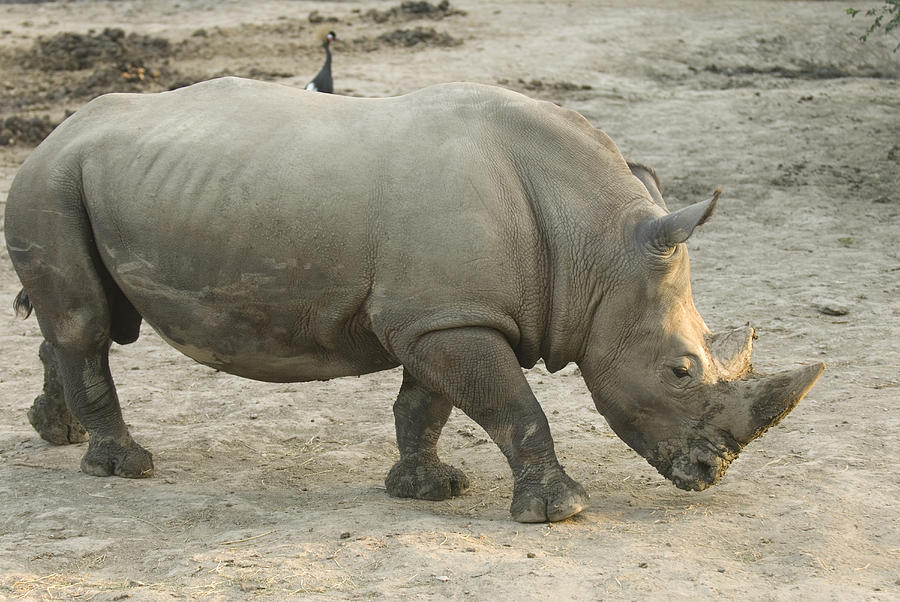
[5,78,823,522]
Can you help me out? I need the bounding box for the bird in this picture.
[305,30,336,93]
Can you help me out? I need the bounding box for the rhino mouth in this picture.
[648,438,738,491]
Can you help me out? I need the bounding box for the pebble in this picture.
[812,297,849,316]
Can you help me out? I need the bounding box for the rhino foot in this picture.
[385,454,470,501]
[510,468,588,523]
[27,341,88,445]
[80,436,153,478]
[28,392,88,445]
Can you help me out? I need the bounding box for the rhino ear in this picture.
[641,188,721,251]
[627,160,667,210]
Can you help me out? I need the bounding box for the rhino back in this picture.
[40,78,549,380]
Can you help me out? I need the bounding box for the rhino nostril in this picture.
[691,449,721,481]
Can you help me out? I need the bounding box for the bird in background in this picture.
[306,30,336,93]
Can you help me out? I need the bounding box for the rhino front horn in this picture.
[726,362,826,446]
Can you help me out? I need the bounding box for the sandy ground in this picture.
[0,0,898,599]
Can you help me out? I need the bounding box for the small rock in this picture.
[240,580,263,592]
[527,552,536,558]
[339,531,351,539]
[812,297,849,316]
[435,575,450,582]
[638,562,649,568]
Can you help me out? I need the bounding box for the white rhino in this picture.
[5,78,823,522]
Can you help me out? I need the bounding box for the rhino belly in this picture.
[156,327,398,383]
[107,257,397,383]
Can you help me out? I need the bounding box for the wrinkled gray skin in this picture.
[5,78,824,523]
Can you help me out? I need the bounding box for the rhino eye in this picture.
[672,366,691,379]
[672,357,693,379]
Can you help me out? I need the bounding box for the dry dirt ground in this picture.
[0,0,898,599]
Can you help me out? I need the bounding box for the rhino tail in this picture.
[13,288,33,319]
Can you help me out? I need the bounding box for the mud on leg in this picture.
[385,368,470,500]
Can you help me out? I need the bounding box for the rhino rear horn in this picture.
[707,324,755,380]
[641,188,721,251]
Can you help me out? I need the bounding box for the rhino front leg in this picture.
[400,327,588,522]
[50,340,153,478]
[385,369,470,500]
[27,340,88,445]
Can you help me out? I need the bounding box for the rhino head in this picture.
[578,188,824,491]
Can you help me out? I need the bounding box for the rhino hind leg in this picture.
[24,303,149,476]
[8,188,152,478]
[24,290,140,448]
[27,340,88,445]
[398,327,588,523]
[49,339,153,478]
[385,369,470,501]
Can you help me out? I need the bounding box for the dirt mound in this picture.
[500,77,593,92]
[307,10,339,24]
[365,0,466,24]
[6,28,193,120]
[702,61,897,80]
[0,115,59,146]
[496,78,594,102]
[375,26,463,48]
[71,64,185,97]
[638,30,900,87]
[22,27,171,71]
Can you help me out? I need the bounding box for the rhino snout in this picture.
[648,438,737,491]
[646,362,825,491]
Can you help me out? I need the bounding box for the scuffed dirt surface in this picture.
[0,0,898,599]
